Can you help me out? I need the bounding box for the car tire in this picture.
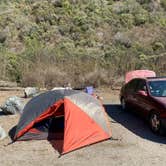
[149,113,161,134]
[121,98,127,111]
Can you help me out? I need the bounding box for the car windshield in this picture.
[148,80,166,97]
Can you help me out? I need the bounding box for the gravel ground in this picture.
[0,89,166,166]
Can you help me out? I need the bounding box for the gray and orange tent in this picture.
[13,89,111,154]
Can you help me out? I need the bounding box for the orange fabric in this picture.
[62,98,110,154]
[15,99,64,140]
[28,128,41,134]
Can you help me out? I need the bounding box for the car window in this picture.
[148,80,166,97]
[135,79,146,92]
[126,79,139,93]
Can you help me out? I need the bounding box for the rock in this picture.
[0,126,7,140]
[24,87,39,98]
[1,96,24,115]
[0,32,7,43]
[114,32,131,48]
[50,0,62,7]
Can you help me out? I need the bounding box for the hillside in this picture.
[0,0,166,88]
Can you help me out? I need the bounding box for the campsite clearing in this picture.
[0,89,166,166]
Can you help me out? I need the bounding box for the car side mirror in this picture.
[138,90,148,96]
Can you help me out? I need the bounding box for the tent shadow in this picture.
[47,116,64,154]
[0,110,9,116]
[47,132,64,154]
[48,139,64,154]
[104,104,166,144]
[0,111,6,116]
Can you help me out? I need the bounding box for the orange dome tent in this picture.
[14,89,111,154]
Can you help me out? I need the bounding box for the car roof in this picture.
[127,77,166,83]
[146,76,166,81]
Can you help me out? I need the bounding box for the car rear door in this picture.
[124,79,139,109]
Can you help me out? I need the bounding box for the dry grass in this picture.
[21,57,114,89]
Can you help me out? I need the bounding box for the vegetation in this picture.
[0,0,165,88]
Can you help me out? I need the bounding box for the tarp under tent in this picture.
[13,89,111,154]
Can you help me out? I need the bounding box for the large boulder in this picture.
[1,96,24,115]
[0,126,7,140]
[24,87,39,98]
[113,32,131,48]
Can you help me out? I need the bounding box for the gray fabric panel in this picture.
[15,90,64,137]
[15,89,81,137]
[17,131,64,141]
[17,132,48,141]
[66,92,110,134]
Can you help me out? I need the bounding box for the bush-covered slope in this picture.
[0,0,166,88]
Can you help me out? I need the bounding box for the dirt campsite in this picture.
[0,0,166,165]
[0,89,166,166]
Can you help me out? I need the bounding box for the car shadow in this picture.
[104,104,166,144]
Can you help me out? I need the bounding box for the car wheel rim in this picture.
[151,114,160,131]
[121,99,125,110]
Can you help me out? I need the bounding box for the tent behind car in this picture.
[14,89,111,154]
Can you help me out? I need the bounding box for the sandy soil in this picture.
[0,89,166,166]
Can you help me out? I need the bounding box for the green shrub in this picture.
[161,0,166,10]
[5,52,22,82]
[152,42,165,51]
[120,13,134,28]
[133,8,149,25]
[0,0,166,85]
[136,0,151,4]
[0,32,7,43]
